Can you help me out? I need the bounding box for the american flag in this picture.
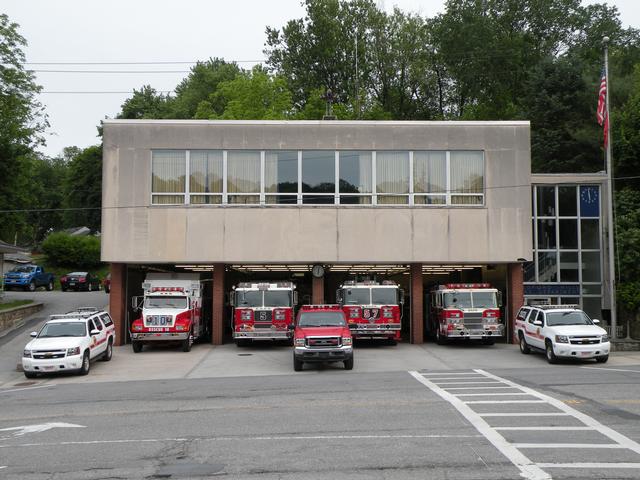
[597,68,608,146]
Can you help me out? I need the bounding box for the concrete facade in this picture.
[102,120,532,265]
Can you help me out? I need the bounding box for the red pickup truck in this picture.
[291,304,354,371]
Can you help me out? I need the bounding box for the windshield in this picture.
[39,322,86,337]
[471,292,498,308]
[443,291,497,308]
[12,266,35,273]
[371,288,397,304]
[298,312,346,327]
[236,291,263,307]
[144,296,188,309]
[444,292,472,308]
[546,311,593,327]
[264,291,291,307]
[343,288,371,305]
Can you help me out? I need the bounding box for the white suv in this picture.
[515,304,610,364]
[22,307,116,378]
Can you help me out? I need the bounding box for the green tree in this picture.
[26,155,67,244]
[0,14,47,244]
[63,145,103,233]
[613,64,640,187]
[118,85,172,119]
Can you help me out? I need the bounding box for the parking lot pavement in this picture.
[3,339,640,388]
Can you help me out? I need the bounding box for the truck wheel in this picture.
[61,287,67,292]
[293,357,303,371]
[182,335,192,352]
[46,280,53,291]
[482,338,495,346]
[79,351,90,375]
[519,333,531,354]
[24,371,37,379]
[596,355,609,363]
[101,339,113,361]
[387,338,397,346]
[132,341,143,353]
[545,341,558,364]
[436,329,447,345]
[88,283,92,292]
[344,357,354,370]
[27,281,36,292]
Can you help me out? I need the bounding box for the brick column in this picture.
[108,263,127,346]
[212,264,225,345]
[507,262,524,344]
[410,263,424,344]
[312,276,325,304]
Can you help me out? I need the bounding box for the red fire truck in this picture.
[427,283,503,345]
[230,281,298,346]
[130,273,209,353]
[336,280,404,344]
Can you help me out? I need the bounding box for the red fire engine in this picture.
[427,283,503,345]
[230,281,298,346]
[336,280,404,344]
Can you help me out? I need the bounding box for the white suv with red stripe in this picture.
[22,307,116,378]
[515,304,610,364]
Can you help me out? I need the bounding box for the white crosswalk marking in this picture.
[410,369,640,479]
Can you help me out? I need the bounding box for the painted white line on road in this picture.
[464,400,546,404]
[0,433,482,449]
[495,427,594,431]
[479,413,569,417]
[0,466,6,469]
[433,381,503,385]
[409,371,551,480]
[582,367,640,374]
[455,393,531,397]
[422,372,482,376]
[0,385,53,394]
[514,443,625,449]
[444,386,518,391]
[476,369,640,457]
[538,463,640,469]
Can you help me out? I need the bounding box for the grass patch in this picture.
[0,299,34,311]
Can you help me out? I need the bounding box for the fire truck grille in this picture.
[463,312,483,327]
[254,310,272,323]
[254,323,273,329]
[307,337,340,347]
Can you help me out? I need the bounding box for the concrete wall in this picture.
[102,120,532,264]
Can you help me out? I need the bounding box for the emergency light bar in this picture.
[150,287,185,292]
[532,304,580,310]
[301,304,342,310]
[444,283,491,289]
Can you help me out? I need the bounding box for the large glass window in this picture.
[558,186,577,216]
[559,219,578,249]
[152,150,186,204]
[537,219,556,249]
[339,151,372,204]
[450,151,483,205]
[581,219,600,249]
[559,252,579,282]
[227,151,260,204]
[376,151,409,204]
[414,151,446,205]
[265,151,298,205]
[582,251,601,282]
[536,186,555,216]
[190,150,223,204]
[538,252,557,282]
[302,150,335,204]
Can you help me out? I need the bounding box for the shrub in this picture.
[42,232,101,268]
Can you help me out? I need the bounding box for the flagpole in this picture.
[603,36,617,340]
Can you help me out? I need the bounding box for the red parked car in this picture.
[292,304,354,371]
[60,272,101,292]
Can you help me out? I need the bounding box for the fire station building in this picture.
[101,120,612,345]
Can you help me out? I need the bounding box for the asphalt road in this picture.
[1,292,640,479]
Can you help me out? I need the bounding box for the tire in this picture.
[344,357,354,370]
[62,287,67,292]
[519,334,531,354]
[132,341,143,353]
[545,341,558,364]
[596,355,609,363]
[236,338,251,347]
[46,280,53,291]
[79,351,90,375]
[102,339,113,361]
[24,371,37,379]
[27,281,36,292]
[436,328,447,345]
[87,283,92,292]
[293,357,303,371]
[105,286,110,294]
[182,333,192,352]
[387,338,398,346]
[482,338,495,346]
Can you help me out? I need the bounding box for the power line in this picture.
[40,91,175,94]
[28,70,194,74]
[16,60,266,65]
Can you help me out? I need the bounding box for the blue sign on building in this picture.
[580,185,600,218]
[524,284,581,296]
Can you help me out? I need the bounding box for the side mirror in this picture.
[131,296,143,311]
[287,324,295,331]
[533,320,543,326]
[90,329,100,336]
[30,331,38,338]
[592,318,600,324]
[229,292,236,307]
[399,289,405,305]
[293,291,299,305]
[335,289,343,304]
[497,292,503,308]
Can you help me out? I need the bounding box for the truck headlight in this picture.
[66,347,81,356]
[555,335,569,344]
[601,334,610,342]
[342,337,352,346]
[23,349,31,358]
[294,338,305,347]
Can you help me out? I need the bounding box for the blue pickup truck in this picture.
[3,265,55,292]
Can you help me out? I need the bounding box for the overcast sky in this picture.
[3,0,639,158]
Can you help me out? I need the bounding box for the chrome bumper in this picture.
[554,342,610,359]
[234,331,291,339]
[131,332,189,341]
[445,325,504,339]
[294,345,353,362]
[22,356,83,372]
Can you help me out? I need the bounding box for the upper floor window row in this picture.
[151,150,485,206]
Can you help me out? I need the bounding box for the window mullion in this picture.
[185,150,190,205]
[223,150,228,204]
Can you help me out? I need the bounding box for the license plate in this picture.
[148,327,168,332]
[42,366,55,371]
[580,351,592,356]
[69,282,76,286]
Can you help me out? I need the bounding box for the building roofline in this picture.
[102,119,531,127]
